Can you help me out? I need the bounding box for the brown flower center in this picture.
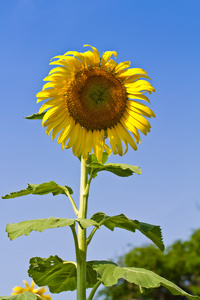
[66,67,127,130]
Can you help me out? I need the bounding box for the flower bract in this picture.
[37,45,156,162]
[12,280,51,300]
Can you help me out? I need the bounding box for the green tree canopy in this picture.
[97,229,200,300]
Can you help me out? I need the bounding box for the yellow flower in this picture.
[37,45,156,162]
[12,280,51,300]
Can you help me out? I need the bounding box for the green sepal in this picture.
[28,256,98,293]
[2,181,73,199]
[91,212,164,251]
[0,292,38,300]
[6,217,100,240]
[92,262,200,300]
[87,153,109,177]
[87,162,141,178]
[78,152,109,166]
[25,112,45,120]
[88,153,109,165]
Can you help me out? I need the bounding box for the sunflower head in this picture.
[37,45,156,162]
[12,280,51,300]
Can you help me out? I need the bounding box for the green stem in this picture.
[70,224,81,263]
[77,156,88,300]
[87,218,106,245]
[87,227,98,246]
[63,187,79,216]
[87,281,102,300]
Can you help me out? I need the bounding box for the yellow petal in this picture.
[36,286,47,295]
[124,111,150,135]
[24,281,30,289]
[36,89,64,101]
[117,68,147,78]
[63,51,79,56]
[42,81,66,90]
[82,129,93,159]
[51,117,67,140]
[104,59,118,72]
[72,124,83,156]
[73,52,87,66]
[43,74,69,82]
[78,127,87,159]
[111,127,123,156]
[126,81,156,94]
[12,286,25,293]
[103,142,111,156]
[43,109,66,128]
[93,130,103,163]
[120,117,141,144]
[126,110,151,129]
[65,124,80,149]
[117,122,137,151]
[46,114,66,137]
[39,98,64,114]
[84,45,100,65]
[57,117,75,144]
[48,66,69,75]
[127,100,156,118]
[124,74,150,83]
[114,123,128,154]
[101,51,117,66]
[114,61,131,73]
[127,93,150,103]
[49,57,75,70]
[42,106,64,125]
[107,127,117,155]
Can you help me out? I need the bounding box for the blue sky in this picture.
[0,0,200,299]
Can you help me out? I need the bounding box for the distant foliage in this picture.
[97,229,200,300]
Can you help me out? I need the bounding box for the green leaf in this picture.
[28,256,98,293]
[92,262,200,300]
[25,113,45,120]
[6,217,100,240]
[2,181,73,199]
[15,293,38,300]
[0,292,38,300]
[76,218,100,229]
[6,217,75,240]
[87,163,141,178]
[91,212,164,251]
[86,153,109,177]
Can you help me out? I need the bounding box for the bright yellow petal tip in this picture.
[11,281,51,300]
[37,45,156,162]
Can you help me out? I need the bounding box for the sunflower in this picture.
[37,45,156,162]
[12,280,51,300]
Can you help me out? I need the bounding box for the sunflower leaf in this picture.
[92,262,200,300]
[76,218,100,229]
[2,181,73,199]
[87,153,109,176]
[87,163,141,178]
[0,292,38,300]
[6,217,100,240]
[6,217,75,240]
[25,112,45,120]
[91,212,164,251]
[28,256,98,293]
